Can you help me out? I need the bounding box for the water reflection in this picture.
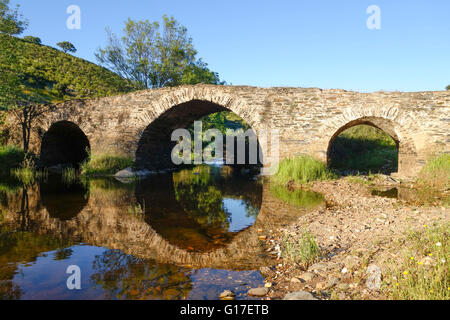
[136,165,262,252]
[40,176,89,221]
[371,186,449,206]
[269,184,325,209]
[0,165,271,300]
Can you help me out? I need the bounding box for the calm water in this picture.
[0,165,324,300]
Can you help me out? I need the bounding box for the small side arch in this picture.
[40,121,90,168]
[326,116,417,176]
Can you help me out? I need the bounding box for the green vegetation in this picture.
[328,125,398,174]
[0,0,28,35]
[56,41,76,53]
[81,153,134,176]
[418,153,450,190]
[174,166,230,228]
[96,15,224,89]
[382,223,449,300]
[10,156,47,185]
[269,184,325,208]
[281,230,320,268]
[0,145,24,174]
[272,155,337,185]
[61,167,77,185]
[23,35,40,44]
[446,85,450,91]
[0,33,135,105]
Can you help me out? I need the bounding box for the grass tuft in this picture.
[272,155,337,185]
[81,153,134,176]
[281,230,320,268]
[418,154,450,190]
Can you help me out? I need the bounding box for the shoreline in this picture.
[258,177,449,300]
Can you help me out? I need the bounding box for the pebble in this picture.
[299,272,315,282]
[290,277,302,283]
[248,287,269,297]
[366,265,382,291]
[284,291,318,300]
[219,290,236,299]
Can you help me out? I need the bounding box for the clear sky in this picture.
[12,0,450,92]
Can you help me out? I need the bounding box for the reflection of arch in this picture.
[40,121,90,168]
[134,167,263,252]
[326,117,417,175]
[40,176,89,221]
[135,96,263,170]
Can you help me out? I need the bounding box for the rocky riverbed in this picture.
[253,177,449,300]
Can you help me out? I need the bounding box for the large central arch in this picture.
[135,91,263,170]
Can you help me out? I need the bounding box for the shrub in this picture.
[23,36,41,44]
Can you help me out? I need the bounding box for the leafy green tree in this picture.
[446,85,450,91]
[0,0,28,35]
[96,15,224,89]
[23,35,41,45]
[57,41,77,54]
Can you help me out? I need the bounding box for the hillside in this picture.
[0,34,135,104]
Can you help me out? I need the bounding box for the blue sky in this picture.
[13,0,450,92]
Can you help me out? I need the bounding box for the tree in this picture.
[23,35,41,45]
[0,35,49,153]
[0,0,28,35]
[446,85,450,91]
[57,41,77,54]
[181,59,225,85]
[96,15,224,89]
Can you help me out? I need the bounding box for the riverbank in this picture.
[258,177,449,300]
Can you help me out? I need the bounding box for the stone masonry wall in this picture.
[6,84,450,177]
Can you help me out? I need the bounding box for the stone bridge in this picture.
[6,85,450,177]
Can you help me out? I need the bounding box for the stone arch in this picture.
[134,87,263,170]
[326,116,417,176]
[40,121,90,168]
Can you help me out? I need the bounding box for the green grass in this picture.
[9,156,47,185]
[61,167,78,185]
[272,155,337,185]
[281,230,320,268]
[382,223,449,300]
[418,154,450,190]
[0,34,135,104]
[269,184,325,208]
[0,145,25,174]
[81,154,134,176]
[329,125,398,174]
